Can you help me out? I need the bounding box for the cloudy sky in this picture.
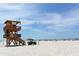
[0,3,79,40]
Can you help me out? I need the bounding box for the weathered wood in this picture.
[3,20,25,46]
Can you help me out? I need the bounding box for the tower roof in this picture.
[4,20,21,24]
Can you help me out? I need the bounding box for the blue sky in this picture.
[0,3,79,40]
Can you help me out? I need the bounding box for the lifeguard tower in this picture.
[3,20,26,46]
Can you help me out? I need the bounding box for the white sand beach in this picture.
[0,41,79,56]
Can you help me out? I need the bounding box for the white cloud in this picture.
[0,3,79,33]
[33,9,79,31]
[0,4,38,24]
[22,26,32,30]
[0,4,23,10]
[18,9,79,32]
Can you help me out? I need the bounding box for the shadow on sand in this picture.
[5,45,25,47]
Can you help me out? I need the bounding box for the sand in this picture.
[0,41,79,56]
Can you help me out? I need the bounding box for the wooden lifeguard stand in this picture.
[3,20,26,46]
